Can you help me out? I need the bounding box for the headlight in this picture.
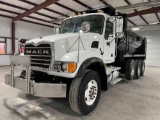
[53,62,77,73]
[61,63,68,71]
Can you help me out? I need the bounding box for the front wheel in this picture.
[69,70,101,115]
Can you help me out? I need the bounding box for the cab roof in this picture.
[64,13,110,21]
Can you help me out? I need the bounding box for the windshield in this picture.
[60,15,104,34]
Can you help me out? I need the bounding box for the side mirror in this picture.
[116,16,123,33]
[80,21,90,33]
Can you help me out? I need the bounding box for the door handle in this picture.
[107,42,110,46]
[99,48,104,55]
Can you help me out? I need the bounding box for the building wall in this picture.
[15,21,55,39]
[136,29,160,67]
[0,16,55,66]
[0,16,11,37]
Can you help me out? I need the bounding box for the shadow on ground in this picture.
[3,92,82,120]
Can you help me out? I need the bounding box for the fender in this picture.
[75,57,108,90]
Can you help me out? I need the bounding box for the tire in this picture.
[69,70,101,115]
[20,70,26,79]
[134,60,141,79]
[139,60,145,76]
[125,59,135,80]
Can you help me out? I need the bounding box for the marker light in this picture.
[98,10,104,13]
[78,12,81,15]
[72,13,76,16]
[83,11,86,14]
[64,16,67,20]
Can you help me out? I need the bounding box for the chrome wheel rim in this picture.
[85,80,98,106]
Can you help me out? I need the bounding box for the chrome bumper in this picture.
[5,55,66,98]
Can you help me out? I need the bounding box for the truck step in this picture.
[106,66,121,75]
[109,78,122,85]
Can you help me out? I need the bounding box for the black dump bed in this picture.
[116,30,147,61]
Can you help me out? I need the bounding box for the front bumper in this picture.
[5,55,66,98]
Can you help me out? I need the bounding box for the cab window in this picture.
[105,21,113,40]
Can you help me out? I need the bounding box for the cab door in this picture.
[103,20,115,63]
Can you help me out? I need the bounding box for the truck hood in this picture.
[26,33,101,45]
[25,33,102,61]
[26,33,83,44]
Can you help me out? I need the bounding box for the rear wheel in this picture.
[139,60,145,76]
[134,60,141,79]
[125,59,135,80]
[69,70,101,115]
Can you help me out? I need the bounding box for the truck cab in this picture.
[60,13,116,63]
[5,7,146,115]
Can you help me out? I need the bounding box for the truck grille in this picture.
[25,44,52,68]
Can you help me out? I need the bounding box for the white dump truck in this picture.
[5,6,147,115]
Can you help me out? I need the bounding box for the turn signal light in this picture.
[68,62,77,73]
[64,16,67,20]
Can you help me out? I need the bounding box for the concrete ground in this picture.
[0,66,160,120]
